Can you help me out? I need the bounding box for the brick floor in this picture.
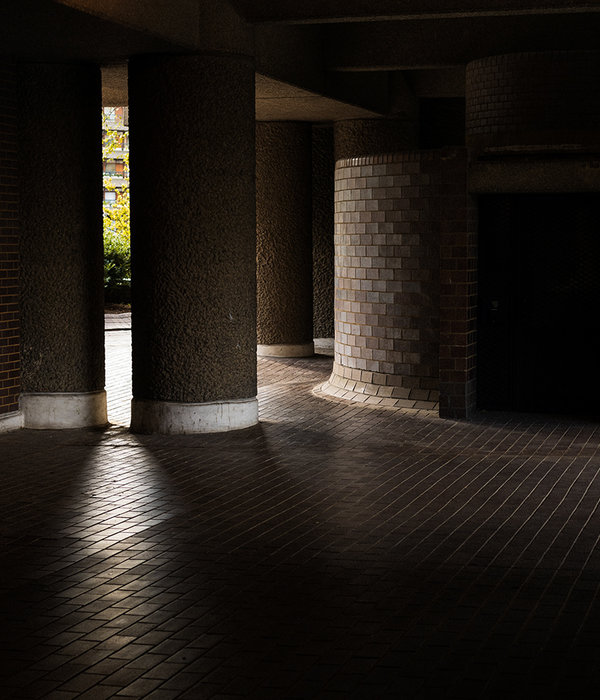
[2,329,600,697]
[105,326,132,426]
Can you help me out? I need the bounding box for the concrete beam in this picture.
[0,0,181,61]
[405,68,466,98]
[54,0,200,48]
[231,0,600,24]
[102,64,128,106]
[56,0,255,54]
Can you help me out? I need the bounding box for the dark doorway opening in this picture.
[477,193,600,415]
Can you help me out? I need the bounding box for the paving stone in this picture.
[2,326,600,697]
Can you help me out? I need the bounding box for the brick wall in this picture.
[466,51,600,153]
[0,61,20,416]
[439,151,477,419]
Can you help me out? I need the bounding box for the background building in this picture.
[102,105,129,205]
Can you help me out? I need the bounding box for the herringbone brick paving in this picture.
[2,328,600,697]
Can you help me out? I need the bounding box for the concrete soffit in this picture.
[255,73,382,122]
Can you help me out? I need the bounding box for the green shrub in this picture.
[103,224,130,291]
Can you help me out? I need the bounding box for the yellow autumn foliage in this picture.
[102,110,130,290]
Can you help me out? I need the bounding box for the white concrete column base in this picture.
[257,342,314,358]
[21,390,108,429]
[130,396,258,434]
[0,410,24,432]
[313,338,334,356]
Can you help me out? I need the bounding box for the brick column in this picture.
[466,51,600,155]
[0,61,21,431]
[19,62,106,429]
[323,152,441,410]
[256,122,313,357]
[129,54,257,434]
[321,148,475,416]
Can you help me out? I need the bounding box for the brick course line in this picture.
[387,423,568,556]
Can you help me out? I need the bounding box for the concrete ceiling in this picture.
[12,0,600,120]
[326,13,600,70]
[0,0,179,62]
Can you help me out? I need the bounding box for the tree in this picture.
[102,108,130,300]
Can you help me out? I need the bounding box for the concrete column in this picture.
[312,125,335,355]
[256,122,313,358]
[19,63,106,429]
[334,117,418,162]
[129,54,257,434]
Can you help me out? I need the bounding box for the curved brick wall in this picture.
[466,51,600,152]
[324,152,443,410]
[256,122,313,349]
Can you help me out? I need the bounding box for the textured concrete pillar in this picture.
[312,125,335,352]
[19,62,106,429]
[334,117,417,161]
[256,122,313,357]
[129,54,257,434]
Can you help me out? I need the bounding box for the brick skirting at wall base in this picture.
[321,360,438,410]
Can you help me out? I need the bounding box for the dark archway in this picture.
[478,193,600,415]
